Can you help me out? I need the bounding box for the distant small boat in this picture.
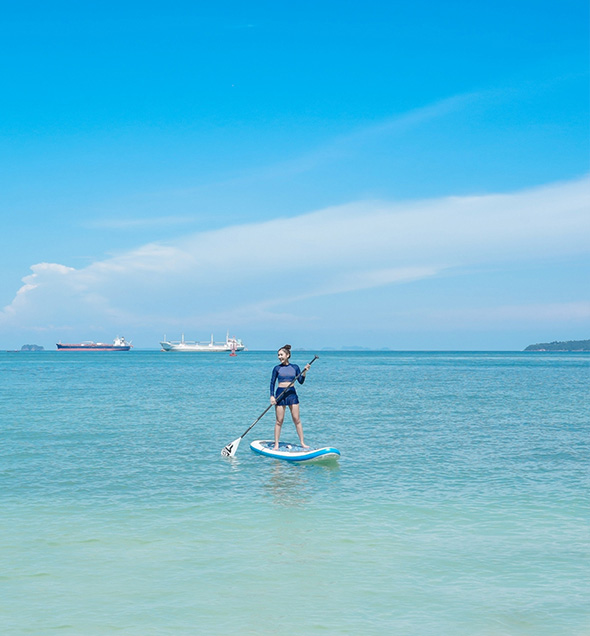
[160,332,245,352]
[56,336,132,351]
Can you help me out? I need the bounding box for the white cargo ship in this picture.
[160,333,245,352]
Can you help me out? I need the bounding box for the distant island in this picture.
[20,344,45,351]
[524,339,590,352]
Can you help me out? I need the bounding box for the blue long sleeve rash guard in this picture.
[270,363,305,396]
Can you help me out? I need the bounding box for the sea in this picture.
[1,350,588,635]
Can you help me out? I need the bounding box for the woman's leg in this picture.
[274,405,285,449]
[289,404,308,448]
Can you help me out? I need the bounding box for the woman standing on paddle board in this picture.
[270,345,311,450]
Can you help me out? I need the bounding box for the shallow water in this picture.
[1,351,588,634]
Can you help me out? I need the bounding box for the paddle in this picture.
[221,355,319,457]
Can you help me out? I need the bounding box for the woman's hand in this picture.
[270,396,276,405]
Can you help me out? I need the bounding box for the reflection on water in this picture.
[264,459,341,507]
[225,455,242,471]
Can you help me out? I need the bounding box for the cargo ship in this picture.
[160,333,245,352]
[56,336,132,351]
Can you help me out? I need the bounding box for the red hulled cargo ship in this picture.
[56,337,132,351]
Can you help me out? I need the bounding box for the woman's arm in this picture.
[270,366,279,404]
[295,364,309,385]
[270,366,278,397]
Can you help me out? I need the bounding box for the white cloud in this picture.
[1,176,589,336]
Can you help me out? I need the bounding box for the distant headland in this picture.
[524,339,590,352]
[20,344,45,351]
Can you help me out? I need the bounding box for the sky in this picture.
[0,0,588,350]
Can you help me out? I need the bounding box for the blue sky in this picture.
[1,0,588,350]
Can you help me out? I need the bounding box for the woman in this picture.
[270,345,311,450]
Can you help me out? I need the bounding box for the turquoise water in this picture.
[1,351,588,635]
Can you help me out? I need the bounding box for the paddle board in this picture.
[250,440,340,463]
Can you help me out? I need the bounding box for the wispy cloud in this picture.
[1,176,589,336]
[266,93,481,178]
[162,92,482,193]
[395,301,590,330]
[85,215,197,230]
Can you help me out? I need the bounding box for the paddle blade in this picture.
[221,437,241,457]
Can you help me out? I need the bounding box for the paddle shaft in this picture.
[236,355,318,441]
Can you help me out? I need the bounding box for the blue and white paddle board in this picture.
[250,440,340,463]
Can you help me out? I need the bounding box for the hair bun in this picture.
[282,344,291,351]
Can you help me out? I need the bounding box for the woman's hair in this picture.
[278,344,292,358]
